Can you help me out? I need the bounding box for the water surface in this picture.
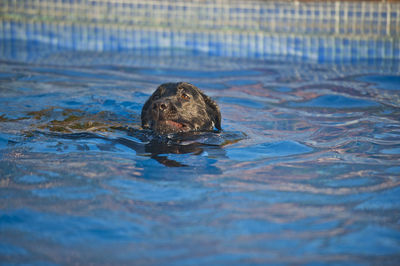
[1,41,400,264]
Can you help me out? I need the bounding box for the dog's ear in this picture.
[200,91,222,131]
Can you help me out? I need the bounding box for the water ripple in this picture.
[1,46,400,264]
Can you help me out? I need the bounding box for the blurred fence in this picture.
[0,0,399,61]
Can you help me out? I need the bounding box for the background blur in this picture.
[1,0,399,62]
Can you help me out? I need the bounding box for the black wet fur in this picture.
[141,82,221,135]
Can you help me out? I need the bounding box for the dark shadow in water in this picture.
[119,129,219,167]
[36,128,243,168]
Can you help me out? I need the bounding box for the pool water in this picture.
[1,41,400,264]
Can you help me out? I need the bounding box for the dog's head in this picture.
[141,82,221,135]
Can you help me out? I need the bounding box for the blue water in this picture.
[1,41,400,265]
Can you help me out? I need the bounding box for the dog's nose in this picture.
[153,101,169,112]
[160,103,167,111]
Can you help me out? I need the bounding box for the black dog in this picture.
[141,82,221,135]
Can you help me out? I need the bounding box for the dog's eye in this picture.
[181,93,190,100]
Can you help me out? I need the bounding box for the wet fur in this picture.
[141,82,221,135]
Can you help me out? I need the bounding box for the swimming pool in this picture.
[1,38,399,264]
[1,0,400,265]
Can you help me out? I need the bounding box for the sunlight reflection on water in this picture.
[1,42,400,264]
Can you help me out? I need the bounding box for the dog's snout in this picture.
[152,101,169,112]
